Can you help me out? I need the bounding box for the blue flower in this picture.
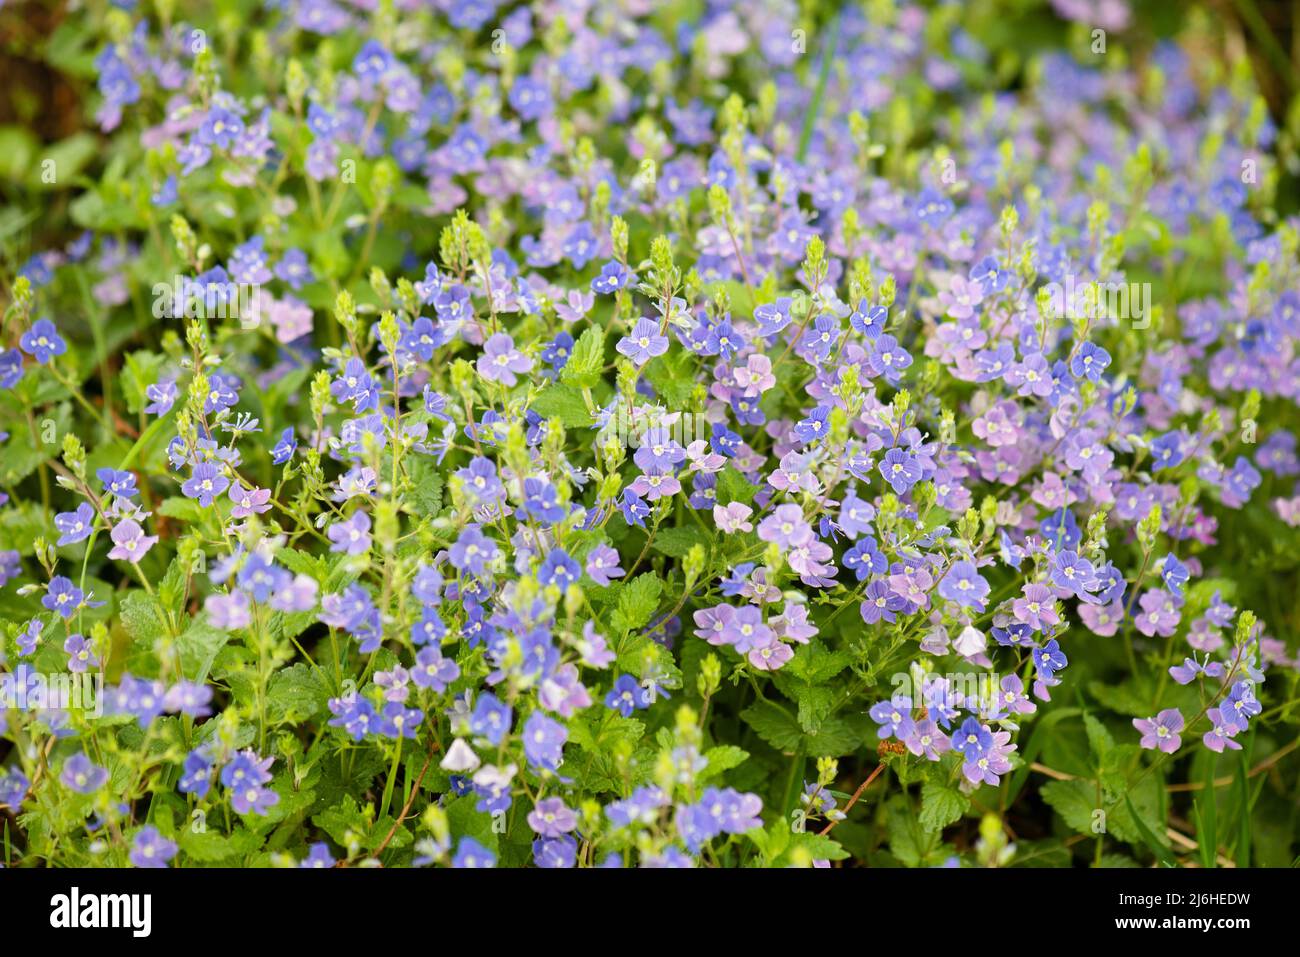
[19,319,66,364]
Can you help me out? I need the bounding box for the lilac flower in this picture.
[270,427,297,464]
[1032,639,1068,680]
[478,333,533,386]
[869,695,914,739]
[61,753,109,793]
[879,448,922,494]
[107,519,158,563]
[130,826,178,868]
[178,750,213,798]
[1134,589,1179,637]
[469,693,512,745]
[1049,550,1096,598]
[64,633,98,672]
[452,836,496,868]
[301,843,336,868]
[327,511,372,556]
[228,483,272,518]
[1134,709,1184,753]
[412,645,459,692]
[1202,708,1243,753]
[1070,341,1111,381]
[616,317,670,366]
[449,525,498,576]
[97,468,138,498]
[937,561,990,611]
[584,544,625,586]
[523,711,567,771]
[1220,681,1262,730]
[17,618,41,656]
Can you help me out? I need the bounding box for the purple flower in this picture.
[584,544,625,586]
[270,427,297,464]
[469,693,512,745]
[449,524,498,576]
[182,462,230,508]
[229,484,272,518]
[591,260,636,294]
[412,645,459,692]
[19,319,66,364]
[130,826,178,868]
[1050,550,1096,599]
[523,711,567,771]
[61,753,108,793]
[1032,639,1068,680]
[952,717,994,763]
[17,618,41,656]
[605,674,651,717]
[869,695,914,739]
[879,448,922,494]
[616,317,670,366]
[452,836,496,868]
[1070,341,1111,381]
[478,333,533,386]
[1202,708,1243,752]
[64,633,98,672]
[97,468,138,498]
[539,549,581,589]
[937,560,990,611]
[327,511,372,556]
[1134,708,1184,753]
[54,503,96,546]
[107,519,159,563]
[528,797,577,837]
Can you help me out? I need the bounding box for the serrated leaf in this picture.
[531,383,593,427]
[918,781,969,832]
[560,325,604,389]
[610,573,662,634]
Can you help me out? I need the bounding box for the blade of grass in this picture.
[796,15,841,164]
[1193,756,1217,869]
[1125,794,1177,868]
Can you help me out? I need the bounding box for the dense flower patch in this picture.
[0,0,1298,869]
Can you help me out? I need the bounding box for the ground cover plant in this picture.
[0,0,1298,869]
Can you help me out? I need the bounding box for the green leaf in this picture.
[779,830,850,865]
[560,325,604,389]
[610,573,663,634]
[643,349,697,406]
[157,497,204,522]
[266,664,331,724]
[175,620,230,684]
[716,466,759,506]
[1083,713,1114,763]
[530,384,593,428]
[918,781,969,833]
[648,525,710,559]
[701,745,749,780]
[120,591,166,644]
[1040,779,1100,836]
[405,455,445,517]
[178,826,263,864]
[1124,794,1176,867]
[740,701,804,752]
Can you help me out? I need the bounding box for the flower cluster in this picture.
[0,0,1297,869]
